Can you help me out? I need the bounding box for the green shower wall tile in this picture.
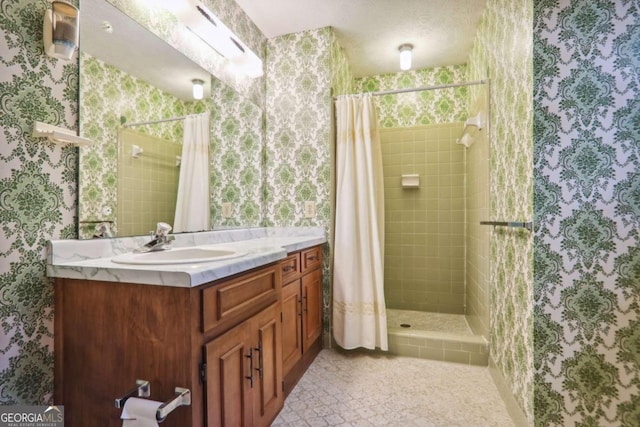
[381,123,466,314]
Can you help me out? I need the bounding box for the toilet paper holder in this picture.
[157,387,191,422]
[115,379,191,422]
[115,379,150,408]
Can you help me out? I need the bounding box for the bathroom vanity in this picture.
[48,228,326,427]
[279,246,323,395]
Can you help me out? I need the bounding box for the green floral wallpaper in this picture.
[265,26,353,340]
[209,77,263,229]
[265,27,336,228]
[0,0,78,404]
[1,0,265,404]
[468,0,534,422]
[354,65,468,128]
[330,32,354,96]
[534,1,640,425]
[5,1,635,424]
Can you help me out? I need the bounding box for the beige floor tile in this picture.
[273,349,514,427]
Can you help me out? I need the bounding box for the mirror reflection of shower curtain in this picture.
[174,112,211,232]
[333,94,388,351]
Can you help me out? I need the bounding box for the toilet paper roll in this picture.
[121,397,162,427]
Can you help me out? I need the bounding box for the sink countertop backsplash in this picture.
[47,227,326,287]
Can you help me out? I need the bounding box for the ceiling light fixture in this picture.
[399,44,413,71]
[192,78,204,99]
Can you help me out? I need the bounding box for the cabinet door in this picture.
[205,321,253,427]
[302,268,323,352]
[251,303,284,427]
[281,280,302,376]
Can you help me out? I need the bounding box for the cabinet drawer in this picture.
[301,246,322,273]
[202,265,279,334]
[280,253,301,285]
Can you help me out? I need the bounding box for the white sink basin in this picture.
[112,247,247,265]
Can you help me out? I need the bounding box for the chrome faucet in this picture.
[92,221,113,239]
[135,222,175,253]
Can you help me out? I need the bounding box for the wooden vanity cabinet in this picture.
[54,262,283,427]
[279,246,324,396]
[205,302,282,427]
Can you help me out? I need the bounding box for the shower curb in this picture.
[387,327,489,366]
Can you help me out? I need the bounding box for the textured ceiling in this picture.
[234,0,488,77]
[80,0,488,100]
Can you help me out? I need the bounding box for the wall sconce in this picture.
[160,0,263,78]
[399,44,413,71]
[192,79,204,100]
[43,1,79,60]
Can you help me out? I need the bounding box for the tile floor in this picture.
[272,349,514,427]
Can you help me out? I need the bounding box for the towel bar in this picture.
[480,221,533,232]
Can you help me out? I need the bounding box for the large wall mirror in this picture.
[78,0,264,239]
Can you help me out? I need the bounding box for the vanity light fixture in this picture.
[399,43,413,71]
[160,0,263,78]
[192,78,204,100]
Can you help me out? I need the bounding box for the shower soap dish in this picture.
[401,174,420,188]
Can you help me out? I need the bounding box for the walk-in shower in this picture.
[376,80,491,365]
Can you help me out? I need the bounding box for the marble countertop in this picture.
[47,227,326,288]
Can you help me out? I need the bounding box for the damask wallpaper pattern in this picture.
[1,0,265,404]
[265,28,332,228]
[468,0,535,422]
[265,27,353,339]
[208,77,263,229]
[4,2,637,425]
[534,1,640,425]
[0,0,78,404]
[354,65,468,128]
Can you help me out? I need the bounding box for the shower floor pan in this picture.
[386,309,489,366]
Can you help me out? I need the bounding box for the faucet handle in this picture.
[95,222,113,238]
[156,222,172,237]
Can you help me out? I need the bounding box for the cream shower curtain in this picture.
[174,112,210,232]
[333,94,388,351]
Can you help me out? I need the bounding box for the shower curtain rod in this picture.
[334,79,487,99]
[122,115,187,128]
